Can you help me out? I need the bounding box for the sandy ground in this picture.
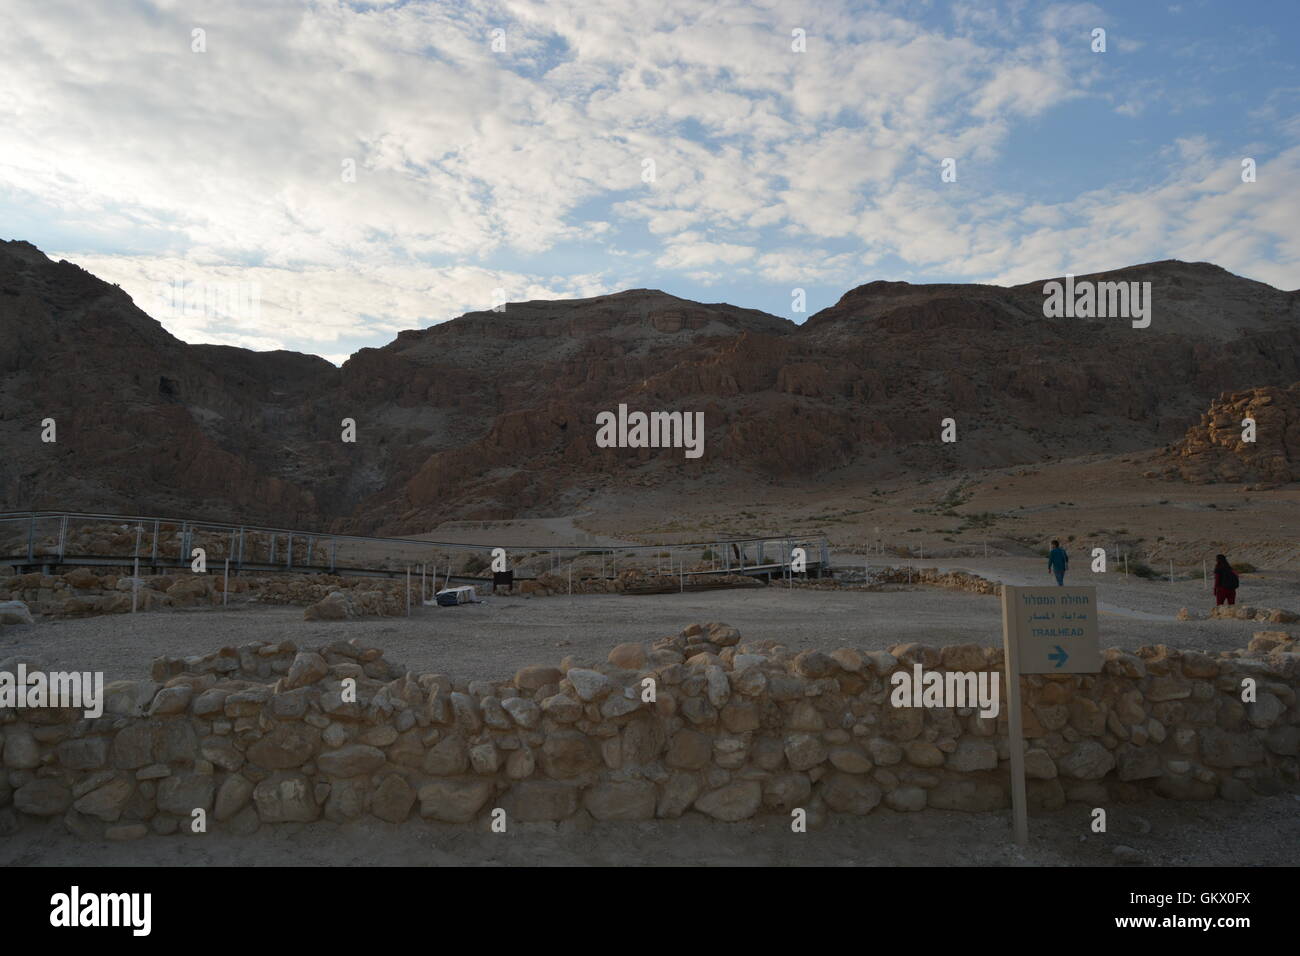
[578,450,1300,572]
[3,791,1296,867]
[1,570,1288,683]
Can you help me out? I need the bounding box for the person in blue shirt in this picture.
[1047,540,1068,586]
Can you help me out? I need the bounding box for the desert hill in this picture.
[1,239,1297,534]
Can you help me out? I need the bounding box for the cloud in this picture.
[0,0,1293,358]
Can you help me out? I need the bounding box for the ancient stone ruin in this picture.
[1,623,1296,838]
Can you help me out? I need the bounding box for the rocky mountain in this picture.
[2,240,1298,534]
[1159,383,1300,485]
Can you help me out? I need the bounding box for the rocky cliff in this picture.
[2,240,1298,534]
[1160,383,1300,485]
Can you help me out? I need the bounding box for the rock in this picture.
[505,748,535,779]
[541,694,582,723]
[608,643,647,669]
[501,696,541,729]
[694,781,762,821]
[656,772,701,818]
[303,593,350,621]
[73,777,133,822]
[480,696,512,730]
[215,774,254,821]
[246,723,321,770]
[103,680,162,717]
[1245,692,1284,729]
[468,742,499,774]
[149,685,193,716]
[567,668,614,702]
[762,773,812,811]
[284,651,329,689]
[3,729,40,769]
[423,736,468,776]
[514,665,562,692]
[583,780,656,821]
[904,740,944,768]
[540,731,599,778]
[829,648,864,673]
[156,773,215,815]
[1058,741,1116,780]
[370,775,416,823]
[1198,728,1264,768]
[0,600,34,626]
[510,781,581,822]
[14,779,72,816]
[105,823,149,841]
[1115,745,1162,782]
[1023,748,1057,780]
[317,744,385,778]
[927,777,1008,811]
[885,786,927,812]
[449,692,482,731]
[253,771,319,822]
[828,746,873,774]
[418,778,493,822]
[819,773,882,815]
[867,737,903,765]
[324,778,367,821]
[784,733,828,771]
[946,739,998,772]
[666,729,712,770]
[794,650,836,678]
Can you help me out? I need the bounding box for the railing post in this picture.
[27,513,34,563]
[238,528,245,570]
[330,537,336,573]
[152,519,160,570]
[287,534,293,571]
[179,521,188,568]
[305,536,314,567]
[269,533,277,566]
[58,515,67,562]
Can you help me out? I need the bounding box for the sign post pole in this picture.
[1001,584,1029,845]
[1000,583,1101,846]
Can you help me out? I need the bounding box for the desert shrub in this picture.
[1129,561,1160,579]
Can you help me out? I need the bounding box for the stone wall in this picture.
[2,623,1296,839]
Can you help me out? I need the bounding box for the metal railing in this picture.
[0,510,830,584]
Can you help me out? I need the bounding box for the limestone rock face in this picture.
[1161,382,1300,485]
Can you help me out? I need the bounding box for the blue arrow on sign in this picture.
[1048,645,1069,668]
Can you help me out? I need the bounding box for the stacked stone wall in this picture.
[2,623,1296,838]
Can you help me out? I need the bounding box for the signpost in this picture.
[1001,584,1101,843]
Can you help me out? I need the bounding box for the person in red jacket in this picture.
[1213,554,1239,606]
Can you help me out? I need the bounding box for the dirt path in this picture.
[4,790,1295,867]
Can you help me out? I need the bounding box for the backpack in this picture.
[1222,569,1239,590]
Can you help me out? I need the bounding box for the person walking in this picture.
[1213,554,1239,607]
[1047,539,1069,586]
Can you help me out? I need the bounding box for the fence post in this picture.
[223,558,229,606]
[153,520,160,570]
[27,513,35,563]
[58,514,67,562]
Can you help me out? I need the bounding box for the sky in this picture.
[1,0,1297,364]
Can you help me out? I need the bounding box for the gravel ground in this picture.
[3,790,1296,867]
[0,572,1287,683]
